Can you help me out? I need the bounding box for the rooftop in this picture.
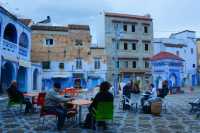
[31,24,90,32]
[19,18,32,26]
[31,25,68,32]
[151,51,184,61]
[105,12,152,21]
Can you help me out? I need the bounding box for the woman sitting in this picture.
[7,80,33,114]
[84,81,114,130]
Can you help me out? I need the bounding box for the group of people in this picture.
[122,80,169,113]
[6,80,114,130]
[123,81,140,99]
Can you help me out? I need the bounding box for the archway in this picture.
[156,76,162,89]
[19,32,29,48]
[17,66,27,92]
[3,23,17,43]
[169,74,177,88]
[0,62,15,93]
[33,69,39,90]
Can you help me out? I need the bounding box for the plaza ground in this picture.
[0,87,200,133]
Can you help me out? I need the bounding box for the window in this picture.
[124,61,128,68]
[176,51,179,56]
[75,39,83,46]
[46,38,54,46]
[132,25,135,32]
[124,42,128,50]
[144,26,148,33]
[76,58,82,69]
[94,58,101,69]
[193,64,195,68]
[123,24,127,32]
[42,61,50,69]
[191,48,194,54]
[132,61,136,68]
[113,23,119,31]
[132,43,136,50]
[145,61,149,68]
[145,44,149,51]
[59,63,64,69]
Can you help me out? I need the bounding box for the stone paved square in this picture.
[0,88,200,133]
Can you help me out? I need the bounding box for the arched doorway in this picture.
[156,76,162,89]
[0,62,15,93]
[19,32,29,48]
[17,66,27,92]
[169,74,177,88]
[3,23,17,43]
[33,69,39,90]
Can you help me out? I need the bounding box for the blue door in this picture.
[192,75,196,86]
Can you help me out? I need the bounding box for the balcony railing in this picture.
[2,39,17,53]
[19,46,28,57]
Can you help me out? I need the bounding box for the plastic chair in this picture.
[32,92,46,112]
[92,102,114,130]
[130,94,141,112]
[7,98,23,113]
[39,106,58,128]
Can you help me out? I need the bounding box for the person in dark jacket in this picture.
[7,80,33,114]
[84,81,113,129]
[123,82,132,98]
[158,80,169,98]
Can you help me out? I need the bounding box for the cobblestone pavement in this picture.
[1,88,200,133]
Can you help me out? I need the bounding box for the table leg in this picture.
[79,106,82,124]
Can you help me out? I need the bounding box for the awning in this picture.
[19,60,31,68]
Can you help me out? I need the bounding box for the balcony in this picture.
[19,46,28,57]
[2,39,17,53]
[119,68,151,74]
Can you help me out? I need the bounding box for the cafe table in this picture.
[23,92,39,103]
[68,99,92,125]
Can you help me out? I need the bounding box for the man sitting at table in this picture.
[44,82,73,130]
[7,80,33,114]
[84,81,114,130]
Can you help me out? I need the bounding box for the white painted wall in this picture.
[153,31,197,86]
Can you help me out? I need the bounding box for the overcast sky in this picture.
[1,0,200,43]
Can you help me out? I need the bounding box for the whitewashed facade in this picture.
[0,6,42,93]
[153,30,197,87]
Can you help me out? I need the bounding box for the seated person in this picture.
[131,83,140,94]
[141,83,157,107]
[84,81,113,129]
[7,80,33,114]
[44,82,73,130]
[158,80,169,98]
[122,81,132,98]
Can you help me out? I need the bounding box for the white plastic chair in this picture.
[130,94,141,111]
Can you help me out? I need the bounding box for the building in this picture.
[196,38,200,84]
[87,45,107,89]
[0,6,42,93]
[31,19,106,90]
[104,12,154,88]
[153,30,197,87]
[151,52,184,89]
